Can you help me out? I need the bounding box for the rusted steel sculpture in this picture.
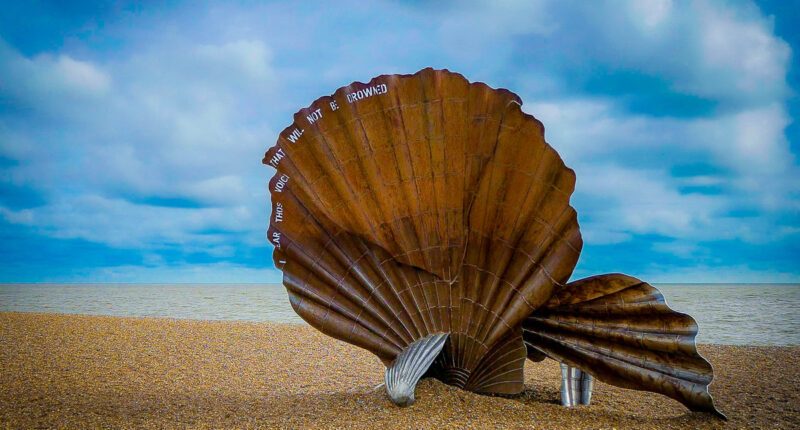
[263,68,724,419]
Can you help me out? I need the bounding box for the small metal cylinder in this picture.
[560,363,578,406]
[580,371,594,405]
[560,364,594,406]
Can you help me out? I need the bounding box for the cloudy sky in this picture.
[1,0,798,283]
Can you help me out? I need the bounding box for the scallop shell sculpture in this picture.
[263,68,724,419]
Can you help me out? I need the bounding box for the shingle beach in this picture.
[1,312,797,429]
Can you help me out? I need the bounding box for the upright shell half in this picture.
[263,68,723,418]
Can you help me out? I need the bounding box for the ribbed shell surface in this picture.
[263,68,582,393]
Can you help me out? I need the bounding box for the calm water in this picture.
[1,283,798,346]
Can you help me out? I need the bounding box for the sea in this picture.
[1,283,798,346]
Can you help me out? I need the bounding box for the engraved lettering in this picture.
[273,174,290,193]
[271,231,281,248]
[286,128,304,143]
[268,148,285,167]
[306,108,322,124]
[274,201,283,222]
[330,100,339,111]
[346,83,388,103]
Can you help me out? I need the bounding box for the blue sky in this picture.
[1,0,798,283]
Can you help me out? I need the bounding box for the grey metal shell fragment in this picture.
[385,333,448,407]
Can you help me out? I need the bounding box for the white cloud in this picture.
[525,99,671,164]
[0,0,797,281]
[627,0,673,29]
[437,1,554,58]
[575,164,726,240]
[51,55,112,95]
[650,240,701,259]
[0,37,278,254]
[195,40,274,81]
[502,0,791,106]
[694,2,790,99]
[0,194,254,248]
[526,94,796,244]
[692,103,793,174]
[0,40,112,123]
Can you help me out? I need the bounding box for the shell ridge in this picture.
[274,137,349,227]
[359,90,411,262]
[491,136,556,284]
[452,81,485,372]
[529,209,581,289]
[291,265,406,351]
[524,328,710,386]
[419,79,447,331]
[465,313,495,372]
[360,243,425,342]
[386,76,432,275]
[280,97,443,348]
[374,78,434,335]
[536,327,670,372]
[470,364,525,391]
[282,273,330,311]
[487,202,579,337]
[470,348,525,386]
[546,275,644,307]
[311,111,376,236]
[522,274,723,417]
[353,246,420,345]
[313,98,405,257]
[464,328,525,391]
[548,281,652,310]
[464,88,515,348]
[340,263,410,344]
[393,254,438,337]
[464,108,512,350]
[431,327,525,394]
[397,265,435,338]
[526,314,699,356]
[398,95,449,288]
[438,74,456,284]
[389,82,439,334]
[349,101,416,268]
[524,173,579,264]
[426,87,452,331]
[510,205,577,289]
[285,280,399,359]
[277,201,416,350]
[463,101,532,354]
[461,299,491,372]
[317,109,389,248]
[337,115,425,345]
[513,183,572,265]
[295,225,404,334]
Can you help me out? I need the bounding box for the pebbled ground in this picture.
[1,312,797,429]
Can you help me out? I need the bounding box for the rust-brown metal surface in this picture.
[263,68,723,417]
[524,273,724,418]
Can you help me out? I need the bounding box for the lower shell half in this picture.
[263,68,723,418]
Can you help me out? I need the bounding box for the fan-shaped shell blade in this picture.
[522,273,726,419]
